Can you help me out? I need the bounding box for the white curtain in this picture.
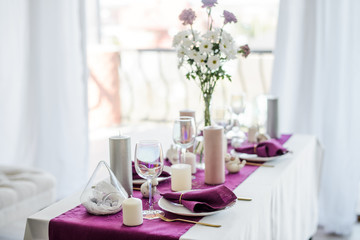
[272,0,360,235]
[0,0,88,198]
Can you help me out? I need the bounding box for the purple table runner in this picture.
[49,134,291,240]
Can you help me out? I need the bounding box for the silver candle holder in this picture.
[266,96,279,139]
[109,135,133,196]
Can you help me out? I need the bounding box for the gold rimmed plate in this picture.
[230,149,288,162]
[158,193,236,217]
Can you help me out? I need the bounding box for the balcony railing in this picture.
[88,48,274,128]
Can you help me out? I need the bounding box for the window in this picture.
[86,0,279,128]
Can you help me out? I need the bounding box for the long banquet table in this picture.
[24,134,322,240]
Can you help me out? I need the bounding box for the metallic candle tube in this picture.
[266,96,279,139]
[109,135,133,196]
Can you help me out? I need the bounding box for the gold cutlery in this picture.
[237,197,252,201]
[133,187,141,191]
[157,214,221,228]
[245,162,274,168]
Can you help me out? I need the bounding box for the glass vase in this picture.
[203,93,212,127]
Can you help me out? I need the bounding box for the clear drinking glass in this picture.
[134,140,164,219]
[229,93,246,139]
[212,105,233,132]
[172,116,196,163]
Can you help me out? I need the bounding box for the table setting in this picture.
[24,1,323,239]
[47,92,293,240]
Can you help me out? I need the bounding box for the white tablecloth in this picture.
[24,134,322,240]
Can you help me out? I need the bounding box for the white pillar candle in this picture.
[122,197,143,226]
[184,152,196,174]
[248,126,258,143]
[171,164,192,191]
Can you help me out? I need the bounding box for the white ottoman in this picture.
[0,165,56,227]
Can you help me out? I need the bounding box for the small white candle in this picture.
[122,197,143,226]
[248,126,258,143]
[184,152,196,174]
[171,164,192,191]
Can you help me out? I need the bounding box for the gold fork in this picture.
[157,214,221,228]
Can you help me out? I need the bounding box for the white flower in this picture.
[203,30,219,43]
[195,53,207,65]
[199,40,213,54]
[172,33,182,47]
[221,30,234,43]
[183,38,194,48]
[225,48,237,60]
[219,39,233,54]
[188,49,200,60]
[177,46,187,58]
[207,55,221,70]
[192,30,201,41]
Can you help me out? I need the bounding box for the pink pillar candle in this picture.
[179,109,196,121]
[204,126,225,185]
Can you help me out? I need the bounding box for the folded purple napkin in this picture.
[161,185,236,213]
[234,139,287,157]
[132,162,170,180]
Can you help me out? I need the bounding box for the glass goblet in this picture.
[229,93,247,139]
[172,116,196,163]
[134,140,164,219]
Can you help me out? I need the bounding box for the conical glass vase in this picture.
[80,161,128,215]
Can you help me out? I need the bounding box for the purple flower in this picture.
[179,9,196,25]
[223,10,237,24]
[201,0,218,8]
[239,44,250,58]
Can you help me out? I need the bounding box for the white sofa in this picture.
[0,165,56,227]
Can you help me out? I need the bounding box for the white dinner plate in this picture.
[158,195,236,217]
[230,149,287,162]
[132,166,171,185]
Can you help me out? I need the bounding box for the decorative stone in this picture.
[256,133,270,143]
[225,155,246,173]
[140,179,158,198]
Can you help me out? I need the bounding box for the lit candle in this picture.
[171,164,192,191]
[122,197,143,226]
[184,152,196,174]
[204,126,225,185]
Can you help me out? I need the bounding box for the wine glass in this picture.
[212,105,233,133]
[172,116,196,163]
[229,93,246,139]
[134,140,164,219]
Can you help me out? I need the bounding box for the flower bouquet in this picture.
[173,0,250,127]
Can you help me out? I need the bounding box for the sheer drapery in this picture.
[0,0,88,198]
[272,0,360,235]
